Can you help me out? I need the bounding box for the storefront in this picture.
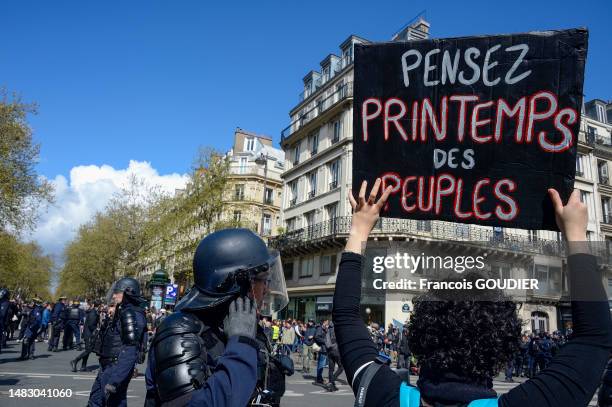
[282,294,334,322]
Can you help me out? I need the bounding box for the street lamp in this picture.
[255,152,269,236]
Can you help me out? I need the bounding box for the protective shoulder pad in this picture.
[120,306,144,346]
[151,311,221,402]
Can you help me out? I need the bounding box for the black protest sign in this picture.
[352,29,588,231]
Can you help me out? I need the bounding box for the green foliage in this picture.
[0,231,53,300]
[0,90,53,233]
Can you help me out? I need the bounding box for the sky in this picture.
[1,0,611,260]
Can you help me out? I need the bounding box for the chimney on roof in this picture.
[393,17,430,42]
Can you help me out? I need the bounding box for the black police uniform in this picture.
[20,302,43,360]
[145,228,288,407]
[0,288,10,353]
[64,303,85,350]
[88,278,146,407]
[48,300,66,351]
[72,306,99,371]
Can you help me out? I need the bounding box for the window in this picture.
[332,119,342,143]
[491,265,512,280]
[342,45,353,64]
[235,184,245,201]
[603,198,612,224]
[580,190,588,205]
[305,211,315,228]
[239,157,248,174]
[286,217,296,231]
[597,104,607,123]
[263,214,271,235]
[264,188,273,205]
[308,171,317,199]
[300,257,314,278]
[293,142,301,165]
[304,80,312,98]
[289,181,298,206]
[598,160,609,184]
[320,254,337,275]
[329,160,339,189]
[575,154,584,177]
[283,262,294,281]
[326,203,338,220]
[309,132,319,155]
[531,311,549,334]
[233,211,242,222]
[244,136,255,151]
[587,125,597,142]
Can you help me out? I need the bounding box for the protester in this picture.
[333,179,612,407]
[302,320,316,373]
[325,321,344,392]
[398,326,411,371]
[281,320,296,356]
[313,319,329,386]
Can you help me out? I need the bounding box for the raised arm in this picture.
[332,179,401,406]
[500,189,612,407]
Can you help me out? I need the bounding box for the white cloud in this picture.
[28,160,189,261]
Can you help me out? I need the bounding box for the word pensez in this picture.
[352,29,588,230]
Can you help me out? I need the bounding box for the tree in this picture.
[0,90,53,233]
[0,231,53,300]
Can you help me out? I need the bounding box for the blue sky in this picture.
[1,1,611,180]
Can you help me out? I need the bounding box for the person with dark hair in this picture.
[398,326,411,371]
[313,319,329,386]
[144,228,290,407]
[332,179,612,407]
[64,300,85,351]
[71,300,100,372]
[325,321,344,392]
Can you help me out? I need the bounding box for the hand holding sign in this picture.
[346,178,393,254]
[548,189,587,242]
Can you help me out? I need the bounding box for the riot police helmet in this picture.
[175,228,288,315]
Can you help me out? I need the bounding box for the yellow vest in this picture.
[272,325,280,340]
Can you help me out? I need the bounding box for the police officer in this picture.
[19,298,44,360]
[144,228,290,406]
[64,300,85,351]
[71,300,100,372]
[87,278,146,407]
[0,288,10,354]
[48,296,66,352]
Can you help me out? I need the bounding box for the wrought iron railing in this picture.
[269,216,565,256]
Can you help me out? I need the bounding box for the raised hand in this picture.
[346,178,392,254]
[548,189,587,242]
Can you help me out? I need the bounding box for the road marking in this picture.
[0,371,143,381]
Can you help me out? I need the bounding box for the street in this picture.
[0,339,600,406]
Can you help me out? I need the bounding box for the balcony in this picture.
[289,197,298,207]
[234,194,245,201]
[264,197,274,205]
[308,190,317,200]
[311,147,318,156]
[604,213,612,225]
[282,82,353,143]
[576,169,584,178]
[269,216,565,257]
[329,180,338,190]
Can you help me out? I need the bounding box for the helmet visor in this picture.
[254,250,289,317]
[105,282,125,305]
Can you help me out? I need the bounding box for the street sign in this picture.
[353,29,588,230]
[164,284,178,305]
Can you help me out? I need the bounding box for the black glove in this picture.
[223,297,257,340]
